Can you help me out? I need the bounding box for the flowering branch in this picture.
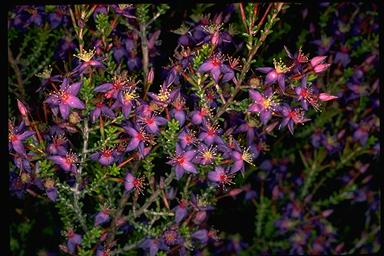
[216,3,285,118]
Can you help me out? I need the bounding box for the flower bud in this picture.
[228,188,243,197]
[17,99,28,116]
[310,56,327,67]
[319,92,338,101]
[211,31,220,46]
[147,67,154,85]
[314,63,330,73]
[321,209,333,217]
[193,210,207,224]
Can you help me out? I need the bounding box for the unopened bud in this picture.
[319,92,338,101]
[211,31,220,46]
[193,211,207,224]
[147,68,154,85]
[314,63,331,73]
[310,56,327,67]
[228,188,243,197]
[321,209,333,217]
[17,99,28,116]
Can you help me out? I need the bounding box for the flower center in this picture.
[102,149,113,158]
[146,117,155,125]
[60,91,70,103]
[241,148,254,165]
[273,58,290,74]
[9,133,17,142]
[176,155,185,165]
[74,48,96,62]
[211,58,221,67]
[123,89,137,102]
[300,88,309,98]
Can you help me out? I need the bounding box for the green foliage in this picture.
[158,119,180,156]
[192,44,214,70]
[136,4,151,23]
[79,77,95,111]
[314,184,357,207]
[8,26,62,101]
[10,220,35,256]
[36,159,55,179]
[55,192,77,229]
[254,196,269,237]
[79,226,103,252]
[95,13,113,39]
[351,34,379,58]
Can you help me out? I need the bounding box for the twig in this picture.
[139,23,149,94]
[8,46,26,99]
[132,172,175,218]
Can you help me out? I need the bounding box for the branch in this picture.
[73,118,89,232]
[132,172,175,218]
[215,3,285,118]
[139,24,149,94]
[8,46,26,99]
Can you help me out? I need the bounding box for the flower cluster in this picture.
[8,3,378,256]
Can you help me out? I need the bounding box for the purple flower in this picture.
[48,6,68,29]
[46,187,58,202]
[8,121,35,156]
[174,200,188,223]
[198,122,224,145]
[190,107,210,125]
[162,229,182,246]
[248,88,277,125]
[279,105,310,134]
[230,146,255,174]
[90,148,116,166]
[178,128,197,149]
[208,166,234,186]
[111,87,138,118]
[295,76,319,110]
[353,126,369,146]
[138,114,168,134]
[311,36,334,55]
[44,179,58,202]
[45,79,85,120]
[124,127,147,157]
[90,102,115,123]
[139,238,168,256]
[48,152,78,173]
[95,209,110,226]
[47,134,68,156]
[112,4,135,18]
[112,44,128,63]
[192,229,209,244]
[94,76,128,100]
[235,122,257,145]
[166,144,197,180]
[147,83,179,107]
[198,53,234,83]
[124,172,145,193]
[66,230,82,254]
[284,46,309,73]
[196,144,217,165]
[256,58,291,91]
[73,49,104,74]
[171,96,187,126]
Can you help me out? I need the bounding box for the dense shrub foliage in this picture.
[9,3,379,255]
